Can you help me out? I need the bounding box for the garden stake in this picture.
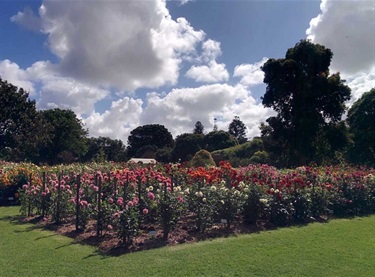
[56,173,61,224]
[97,174,102,237]
[42,172,46,218]
[75,174,81,231]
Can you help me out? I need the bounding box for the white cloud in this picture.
[185,61,229,83]
[11,0,205,92]
[201,39,222,62]
[10,6,42,32]
[178,0,194,6]
[0,60,35,94]
[141,83,273,139]
[185,39,229,83]
[306,0,375,106]
[0,59,108,116]
[84,97,143,140]
[306,0,375,75]
[233,57,268,87]
[344,67,375,105]
[6,0,274,143]
[83,83,273,142]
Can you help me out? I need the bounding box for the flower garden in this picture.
[1,161,375,252]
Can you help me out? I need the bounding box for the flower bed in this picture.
[4,161,375,252]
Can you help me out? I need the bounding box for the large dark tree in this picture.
[0,78,49,162]
[193,121,204,134]
[204,130,237,152]
[127,124,174,158]
[228,116,247,144]
[83,136,127,162]
[261,40,351,166]
[173,133,204,162]
[347,88,375,166]
[39,109,88,164]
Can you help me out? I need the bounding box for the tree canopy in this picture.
[261,40,351,166]
[127,124,174,158]
[347,88,375,166]
[39,109,88,164]
[193,121,204,134]
[173,133,204,162]
[83,136,127,162]
[0,78,49,162]
[204,130,237,152]
[228,116,247,144]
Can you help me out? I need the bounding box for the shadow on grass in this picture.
[1,210,340,259]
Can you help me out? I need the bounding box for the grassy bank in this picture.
[1,206,374,277]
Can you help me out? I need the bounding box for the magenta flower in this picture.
[147,192,155,200]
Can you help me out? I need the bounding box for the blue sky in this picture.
[0,0,374,143]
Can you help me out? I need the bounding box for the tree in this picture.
[127,124,174,158]
[193,121,204,134]
[261,40,351,166]
[228,116,247,144]
[155,147,173,163]
[347,88,375,166]
[0,78,49,162]
[172,133,204,162]
[39,109,88,164]
[204,130,237,152]
[83,136,127,162]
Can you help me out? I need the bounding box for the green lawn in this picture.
[1,206,374,277]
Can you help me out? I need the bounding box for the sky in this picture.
[0,0,374,144]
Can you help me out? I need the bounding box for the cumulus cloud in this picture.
[0,60,35,94]
[10,6,42,32]
[84,97,143,140]
[344,67,375,105]
[185,61,229,83]
[306,0,374,106]
[185,39,229,83]
[0,59,108,116]
[233,57,268,87]
[11,0,204,92]
[6,0,273,143]
[141,84,273,139]
[82,83,273,142]
[306,0,375,75]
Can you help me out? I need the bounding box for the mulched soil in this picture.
[20,214,327,256]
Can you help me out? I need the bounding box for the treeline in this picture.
[1,40,374,167]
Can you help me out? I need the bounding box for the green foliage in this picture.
[193,121,204,134]
[127,124,174,158]
[261,40,351,167]
[211,138,266,166]
[190,149,216,167]
[172,133,204,162]
[155,147,173,163]
[0,78,49,162]
[347,88,375,166]
[83,137,127,162]
[249,151,269,164]
[39,109,88,165]
[228,116,247,144]
[203,130,237,152]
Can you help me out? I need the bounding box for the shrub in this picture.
[190,150,216,167]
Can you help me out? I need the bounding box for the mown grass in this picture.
[1,206,374,277]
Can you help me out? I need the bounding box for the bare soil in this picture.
[21,215,275,256]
